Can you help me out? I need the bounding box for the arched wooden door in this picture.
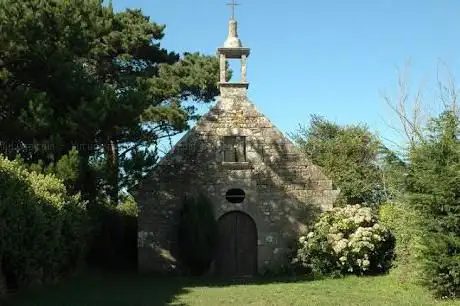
[215,211,257,277]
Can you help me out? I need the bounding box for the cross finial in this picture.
[226,0,240,20]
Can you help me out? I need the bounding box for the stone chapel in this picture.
[132,12,339,277]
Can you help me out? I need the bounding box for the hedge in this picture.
[0,156,88,293]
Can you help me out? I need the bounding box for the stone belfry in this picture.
[218,0,250,96]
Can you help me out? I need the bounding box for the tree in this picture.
[292,115,386,206]
[382,60,459,150]
[0,0,220,204]
[380,62,460,296]
[0,0,111,198]
[405,110,460,297]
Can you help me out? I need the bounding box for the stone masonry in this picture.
[131,15,339,275]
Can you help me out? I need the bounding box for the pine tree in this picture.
[406,110,460,297]
[0,0,220,203]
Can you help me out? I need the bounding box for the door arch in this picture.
[215,211,257,277]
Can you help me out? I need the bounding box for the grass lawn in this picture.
[3,271,460,306]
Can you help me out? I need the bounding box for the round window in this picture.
[225,188,245,203]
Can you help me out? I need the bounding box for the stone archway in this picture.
[215,211,257,277]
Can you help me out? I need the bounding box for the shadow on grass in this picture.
[2,269,315,306]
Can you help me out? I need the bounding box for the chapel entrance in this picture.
[215,211,257,277]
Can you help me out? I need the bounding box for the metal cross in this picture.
[226,0,240,20]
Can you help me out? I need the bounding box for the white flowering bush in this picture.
[294,204,395,276]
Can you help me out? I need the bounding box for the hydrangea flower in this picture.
[294,204,394,276]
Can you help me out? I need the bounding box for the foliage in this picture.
[177,194,218,276]
[292,115,386,206]
[14,147,81,194]
[0,156,88,290]
[0,0,220,205]
[260,239,299,277]
[117,194,139,217]
[379,201,423,281]
[0,0,222,289]
[405,111,460,298]
[86,198,138,270]
[378,148,408,200]
[294,205,395,277]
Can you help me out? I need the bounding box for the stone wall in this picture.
[134,86,339,274]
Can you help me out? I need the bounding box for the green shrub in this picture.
[117,194,139,217]
[404,111,460,298]
[419,234,460,298]
[177,194,217,276]
[379,202,422,281]
[86,198,138,270]
[294,204,395,277]
[0,156,88,290]
[260,239,299,277]
[13,147,81,195]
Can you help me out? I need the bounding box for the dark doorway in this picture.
[215,211,257,277]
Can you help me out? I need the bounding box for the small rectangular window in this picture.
[223,136,246,162]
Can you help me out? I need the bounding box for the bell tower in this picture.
[218,0,250,96]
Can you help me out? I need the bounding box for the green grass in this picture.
[3,271,460,306]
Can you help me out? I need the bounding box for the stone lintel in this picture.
[219,82,249,88]
[217,47,250,59]
[219,82,249,97]
[221,161,252,170]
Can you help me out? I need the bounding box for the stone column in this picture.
[220,53,226,83]
[241,54,247,83]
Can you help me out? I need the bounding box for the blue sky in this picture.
[112,0,460,150]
